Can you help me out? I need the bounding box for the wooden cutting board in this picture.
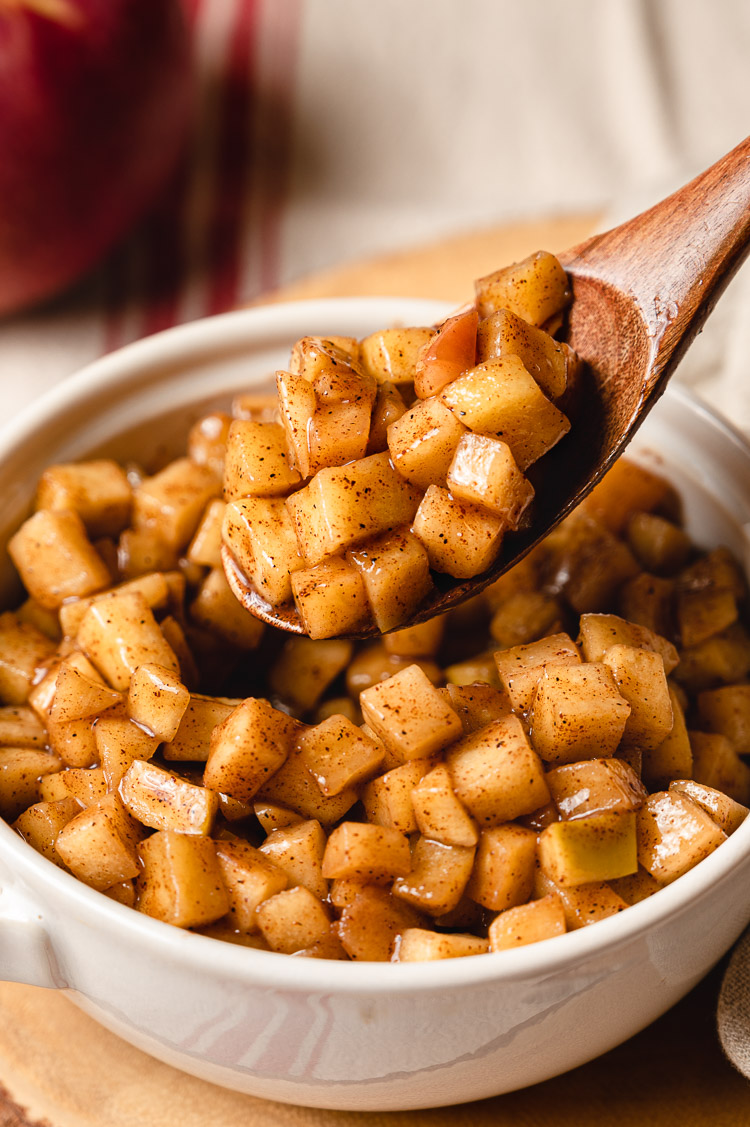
[1,214,748,1126]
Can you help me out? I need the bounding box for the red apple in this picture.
[0,0,193,316]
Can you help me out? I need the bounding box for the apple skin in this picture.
[0,0,193,315]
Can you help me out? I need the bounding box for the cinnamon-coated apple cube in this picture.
[467,823,537,909]
[679,546,748,598]
[49,661,122,724]
[56,796,141,891]
[359,326,435,386]
[490,589,564,649]
[190,567,265,649]
[294,453,423,563]
[117,525,178,581]
[308,399,373,472]
[0,749,61,819]
[314,696,361,725]
[474,250,571,325]
[698,683,750,753]
[688,730,750,805]
[608,866,662,905]
[601,644,673,750]
[444,652,502,688]
[386,397,467,490]
[626,511,691,575]
[578,612,679,674]
[298,714,384,796]
[289,334,361,379]
[392,836,475,916]
[214,839,289,931]
[119,759,218,835]
[77,591,179,691]
[13,796,82,866]
[538,811,638,886]
[9,510,111,610]
[362,758,435,835]
[223,419,300,501]
[58,571,171,639]
[443,683,509,733]
[529,663,631,764]
[137,831,229,928]
[348,528,433,633]
[636,790,727,884]
[188,411,232,476]
[618,573,676,639]
[223,495,304,607]
[275,370,316,478]
[45,714,99,768]
[259,819,328,899]
[186,499,225,568]
[494,632,581,714]
[36,460,132,538]
[258,746,358,826]
[412,486,505,578]
[161,694,237,762]
[291,556,369,639]
[674,624,750,693]
[446,434,534,525]
[346,643,441,699]
[488,895,567,951]
[413,309,479,399]
[642,685,692,788]
[669,779,747,835]
[395,929,488,961]
[360,664,462,762]
[411,764,478,847]
[127,662,189,742]
[16,598,61,642]
[476,307,575,401]
[366,382,407,454]
[534,868,628,929]
[336,887,423,961]
[203,698,301,803]
[322,822,411,882]
[546,758,647,821]
[0,706,47,749]
[256,886,331,954]
[446,714,550,825]
[677,587,738,648]
[132,458,220,552]
[28,653,96,722]
[268,637,353,713]
[383,617,445,658]
[440,357,570,470]
[0,614,56,705]
[253,800,304,834]
[39,766,107,807]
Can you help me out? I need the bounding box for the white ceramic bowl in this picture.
[1,298,750,1112]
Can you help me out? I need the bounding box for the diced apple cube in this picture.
[276,370,316,478]
[626,511,691,575]
[366,382,407,454]
[137,831,229,928]
[298,714,384,796]
[336,887,422,961]
[538,811,638,886]
[77,591,179,691]
[119,759,218,835]
[392,836,475,916]
[190,566,265,649]
[414,309,478,399]
[411,764,478,847]
[669,779,747,835]
[56,796,141,891]
[348,528,433,632]
[387,397,467,490]
[446,434,534,525]
[412,485,505,578]
[291,556,369,639]
[601,644,673,750]
[203,698,301,802]
[578,613,679,674]
[395,929,488,961]
[132,458,220,551]
[529,663,631,764]
[474,250,571,325]
[223,420,300,501]
[223,495,304,608]
[256,886,331,954]
[440,357,570,470]
[9,510,111,610]
[534,868,628,929]
[322,822,411,881]
[362,758,435,835]
[360,664,463,761]
[258,746,358,826]
[259,819,328,899]
[13,796,82,866]
[636,790,726,883]
[446,714,550,825]
[0,749,61,819]
[697,683,750,753]
[268,637,352,712]
[688,730,750,805]
[0,614,56,705]
[488,895,567,951]
[36,460,132,538]
[546,758,647,821]
[467,823,537,909]
[476,307,573,401]
[359,326,435,385]
[215,839,289,931]
[494,632,581,714]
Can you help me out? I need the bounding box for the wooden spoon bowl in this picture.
[224,135,750,637]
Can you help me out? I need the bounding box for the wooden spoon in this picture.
[223,134,750,637]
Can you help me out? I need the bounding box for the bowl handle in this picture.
[0,879,59,989]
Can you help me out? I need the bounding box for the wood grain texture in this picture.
[2,213,748,1125]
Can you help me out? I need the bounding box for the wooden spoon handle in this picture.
[563,134,750,395]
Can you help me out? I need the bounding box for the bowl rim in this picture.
[2,296,750,997]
